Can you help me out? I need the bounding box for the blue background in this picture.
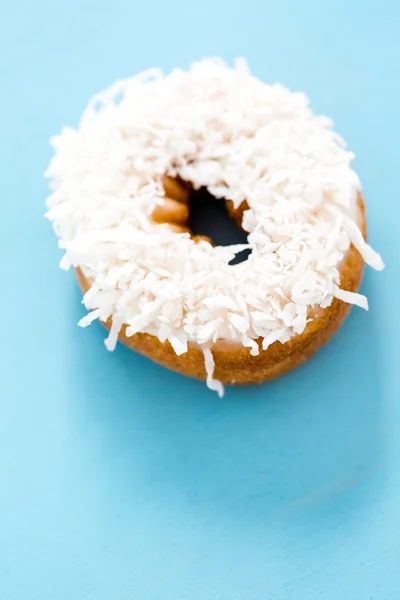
[0,1,399,598]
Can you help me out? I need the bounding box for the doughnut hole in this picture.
[152,176,252,264]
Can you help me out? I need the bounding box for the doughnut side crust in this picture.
[75,199,366,386]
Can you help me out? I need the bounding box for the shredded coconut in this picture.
[203,348,224,398]
[45,58,384,395]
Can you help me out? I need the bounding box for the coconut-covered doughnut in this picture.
[45,59,384,396]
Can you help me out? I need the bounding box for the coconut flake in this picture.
[78,308,103,327]
[105,317,123,351]
[333,286,369,310]
[203,348,224,398]
[343,215,385,271]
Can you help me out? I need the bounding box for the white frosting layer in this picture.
[45,59,384,394]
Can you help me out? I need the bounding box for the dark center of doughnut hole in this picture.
[189,187,251,265]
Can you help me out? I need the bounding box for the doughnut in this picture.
[45,59,384,396]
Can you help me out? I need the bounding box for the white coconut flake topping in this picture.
[45,58,384,395]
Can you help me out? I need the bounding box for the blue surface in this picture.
[0,1,399,599]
